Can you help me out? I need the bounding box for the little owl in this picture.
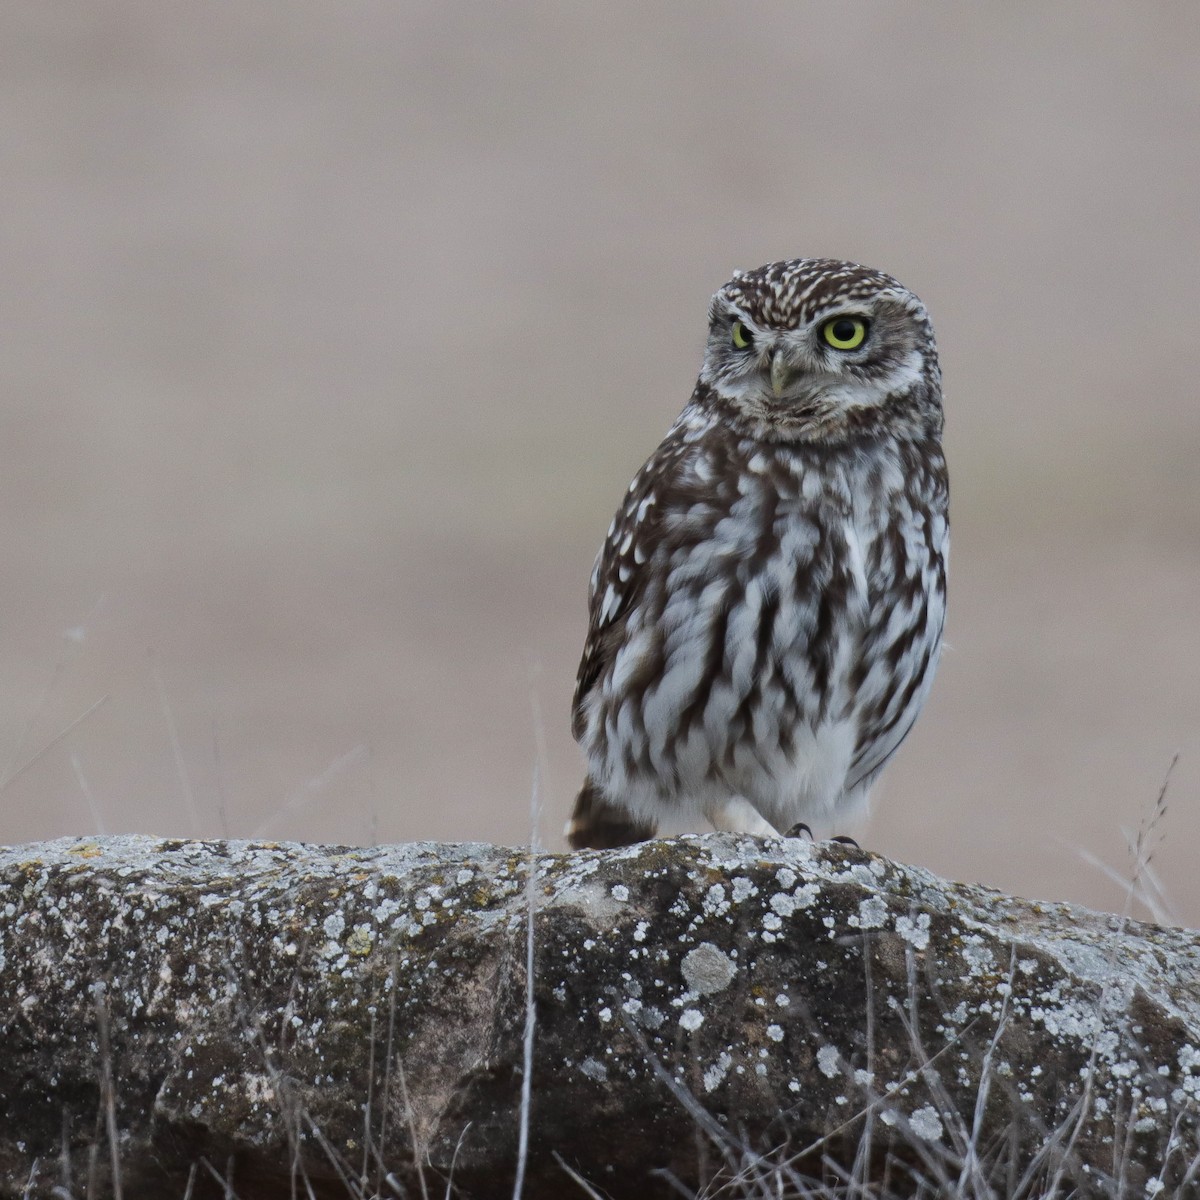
[567,258,948,849]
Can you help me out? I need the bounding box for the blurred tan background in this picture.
[1,3,1197,922]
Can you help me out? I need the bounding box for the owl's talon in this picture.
[829,834,860,848]
[785,822,814,840]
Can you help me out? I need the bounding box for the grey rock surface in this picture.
[1,834,1198,1198]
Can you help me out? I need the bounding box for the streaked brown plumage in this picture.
[568,258,948,849]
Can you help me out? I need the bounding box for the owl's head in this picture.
[698,258,941,438]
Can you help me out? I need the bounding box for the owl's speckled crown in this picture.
[715,258,908,329]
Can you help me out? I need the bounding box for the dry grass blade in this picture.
[551,1152,610,1200]
[2,695,111,792]
[513,760,543,1200]
[197,1156,243,1199]
[253,743,370,838]
[91,982,123,1200]
[395,1057,431,1200]
[150,649,199,836]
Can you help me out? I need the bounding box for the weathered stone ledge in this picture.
[1,834,1198,1198]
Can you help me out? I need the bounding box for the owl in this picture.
[567,258,948,849]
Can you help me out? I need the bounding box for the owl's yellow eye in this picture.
[821,316,869,351]
[731,320,754,350]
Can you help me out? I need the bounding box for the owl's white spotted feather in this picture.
[568,258,948,849]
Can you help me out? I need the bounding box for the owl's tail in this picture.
[566,779,656,850]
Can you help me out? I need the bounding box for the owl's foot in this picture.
[785,822,813,840]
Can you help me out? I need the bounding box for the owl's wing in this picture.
[571,420,695,740]
[844,474,949,792]
[845,693,925,794]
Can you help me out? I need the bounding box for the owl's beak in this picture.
[769,348,792,398]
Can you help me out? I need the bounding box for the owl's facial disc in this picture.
[694,260,938,440]
[701,295,927,423]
